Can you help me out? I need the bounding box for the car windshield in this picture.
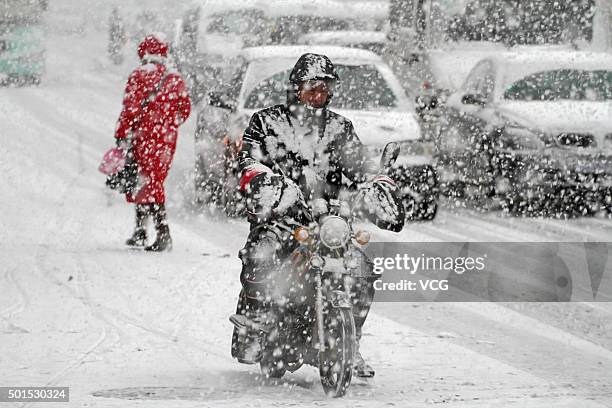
[504,69,612,101]
[270,16,379,44]
[244,63,398,110]
[206,10,269,36]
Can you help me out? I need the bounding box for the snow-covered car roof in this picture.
[263,0,387,19]
[192,0,388,19]
[474,51,612,139]
[239,45,383,64]
[492,51,612,85]
[298,31,388,46]
[426,44,583,92]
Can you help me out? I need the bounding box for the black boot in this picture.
[353,278,375,378]
[125,205,149,246]
[230,292,268,364]
[354,339,375,378]
[145,204,172,252]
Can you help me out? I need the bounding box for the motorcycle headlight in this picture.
[311,198,328,218]
[520,169,546,185]
[319,216,350,249]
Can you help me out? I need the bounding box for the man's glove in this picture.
[354,176,405,232]
[245,173,305,222]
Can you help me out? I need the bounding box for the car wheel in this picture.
[404,196,417,220]
[422,200,438,220]
[404,196,438,221]
[464,183,495,211]
[440,180,465,198]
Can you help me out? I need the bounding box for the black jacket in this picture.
[239,104,374,201]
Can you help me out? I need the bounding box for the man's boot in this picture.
[145,204,172,252]
[230,294,268,364]
[354,336,375,378]
[353,278,375,378]
[125,204,148,246]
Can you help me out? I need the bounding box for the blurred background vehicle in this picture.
[384,0,612,140]
[174,0,388,104]
[105,6,183,68]
[297,30,389,55]
[194,45,438,220]
[435,51,612,217]
[0,0,48,85]
[175,3,270,104]
[266,1,386,45]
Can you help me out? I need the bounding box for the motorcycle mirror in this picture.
[380,142,400,171]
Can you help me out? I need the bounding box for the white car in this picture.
[438,51,612,215]
[194,45,438,220]
[297,30,389,55]
[175,0,387,103]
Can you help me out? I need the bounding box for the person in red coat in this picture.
[114,34,191,251]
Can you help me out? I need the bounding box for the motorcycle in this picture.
[229,143,400,397]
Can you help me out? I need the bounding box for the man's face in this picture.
[297,80,333,109]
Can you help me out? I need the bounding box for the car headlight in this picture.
[442,125,462,150]
[520,169,546,185]
[319,216,350,249]
[597,175,612,188]
[604,134,612,149]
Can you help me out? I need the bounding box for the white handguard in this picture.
[273,177,305,217]
[246,173,305,221]
[246,173,283,220]
[355,175,405,232]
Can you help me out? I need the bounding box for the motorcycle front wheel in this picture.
[318,307,355,397]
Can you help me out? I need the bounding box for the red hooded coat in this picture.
[114,35,191,204]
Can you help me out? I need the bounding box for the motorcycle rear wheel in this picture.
[319,308,355,397]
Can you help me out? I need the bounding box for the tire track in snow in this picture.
[10,83,234,373]
[80,252,231,362]
[7,89,108,159]
[0,267,32,336]
[458,207,612,242]
[533,217,612,242]
[24,150,117,397]
[0,268,27,319]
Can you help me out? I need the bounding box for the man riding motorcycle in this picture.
[233,53,405,377]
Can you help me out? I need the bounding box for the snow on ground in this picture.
[1,1,611,407]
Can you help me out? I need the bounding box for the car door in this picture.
[194,59,248,196]
[438,59,497,190]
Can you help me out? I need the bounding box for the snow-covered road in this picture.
[1,3,611,406]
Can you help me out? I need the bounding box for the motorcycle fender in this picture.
[329,290,352,309]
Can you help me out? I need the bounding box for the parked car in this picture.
[297,30,389,55]
[262,0,387,45]
[194,45,438,220]
[436,51,612,216]
[175,0,387,104]
[386,0,608,140]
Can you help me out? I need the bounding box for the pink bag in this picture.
[98,147,126,175]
